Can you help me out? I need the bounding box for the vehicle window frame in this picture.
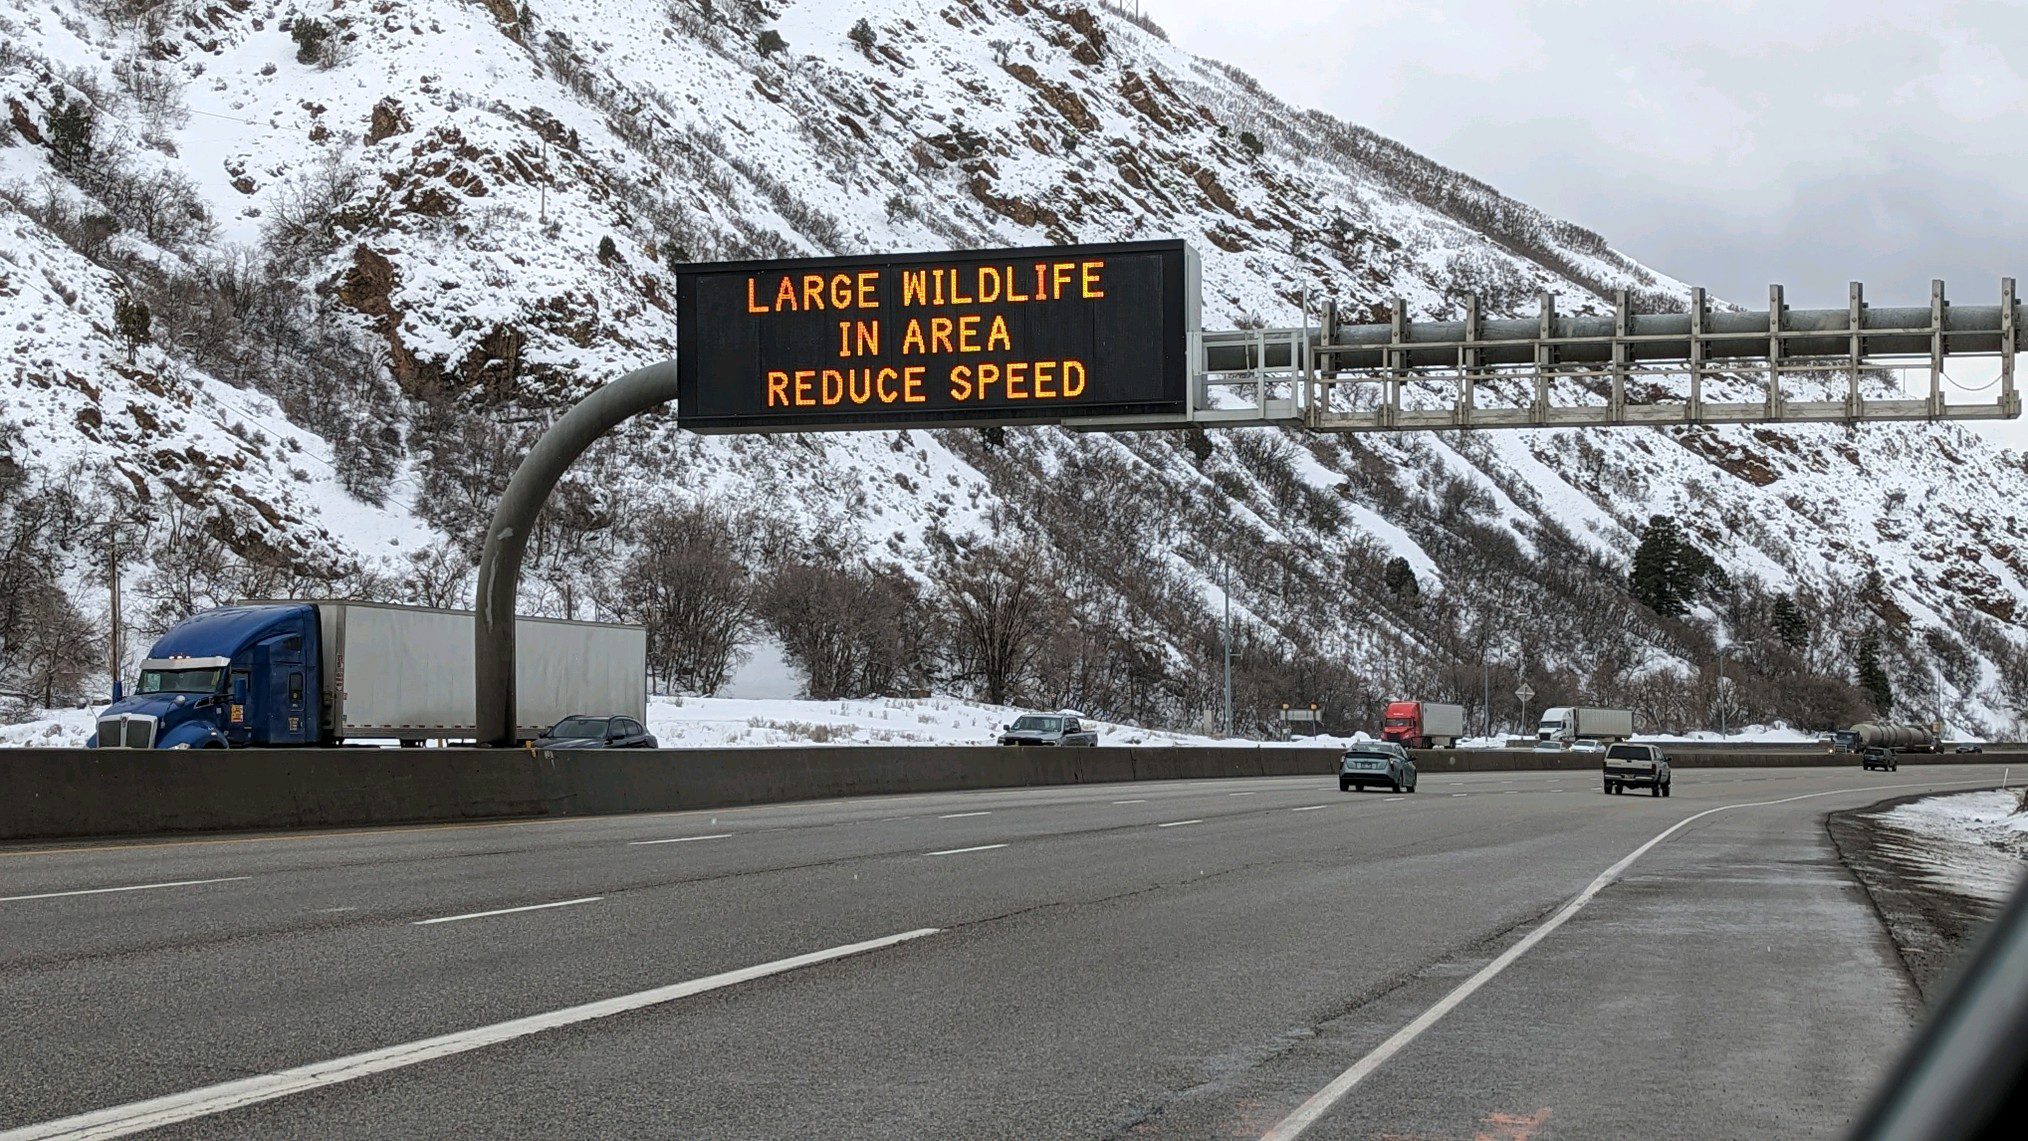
[549,717,610,739]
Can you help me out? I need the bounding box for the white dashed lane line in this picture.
[413,897,602,926]
[628,834,733,847]
[1156,820,1204,829]
[927,844,1008,856]
[0,876,251,904]
[1290,805,1330,812]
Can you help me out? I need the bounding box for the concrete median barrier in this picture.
[1,743,2019,843]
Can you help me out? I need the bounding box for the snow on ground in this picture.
[645,696,1369,748]
[0,697,1350,749]
[1875,789,2028,904]
[0,706,97,747]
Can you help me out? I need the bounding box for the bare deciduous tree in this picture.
[936,543,1053,707]
[619,505,755,694]
[758,561,931,699]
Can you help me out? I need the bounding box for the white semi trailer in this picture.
[317,602,647,743]
[1536,706,1635,744]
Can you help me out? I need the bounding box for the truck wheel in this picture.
[1662,782,1672,797]
[1650,782,1661,797]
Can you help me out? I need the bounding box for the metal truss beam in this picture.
[1094,279,2024,433]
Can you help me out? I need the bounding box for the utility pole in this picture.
[96,515,148,701]
[1221,559,1234,738]
[1481,656,1491,739]
[1716,643,1730,736]
[109,523,122,701]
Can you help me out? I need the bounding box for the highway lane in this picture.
[0,765,2005,1138]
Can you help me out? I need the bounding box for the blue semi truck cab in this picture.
[89,604,323,750]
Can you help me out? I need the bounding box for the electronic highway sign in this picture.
[673,239,1197,432]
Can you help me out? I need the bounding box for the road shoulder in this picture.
[1825,793,2007,1003]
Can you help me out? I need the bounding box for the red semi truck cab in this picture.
[1381,701,1422,746]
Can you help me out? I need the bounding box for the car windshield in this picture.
[135,668,222,695]
[548,718,610,738]
[1011,716,1063,731]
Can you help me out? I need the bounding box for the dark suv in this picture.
[536,715,657,749]
[1862,745,1898,772]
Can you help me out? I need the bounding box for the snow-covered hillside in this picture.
[2,0,2024,737]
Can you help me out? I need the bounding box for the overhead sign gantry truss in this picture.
[477,242,2022,746]
[1125,278,2023,433]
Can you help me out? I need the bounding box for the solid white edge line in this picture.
[0,877,251,904]
[1156,819,1203,828]
[938,811,993,819]
[627,833,734,846]
[1,928,941,1141]
[412,897,602,926]
[926,844,1007,856]
[1259,777,1986,1140]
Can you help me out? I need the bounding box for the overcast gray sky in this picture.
[1151,0,2028,445]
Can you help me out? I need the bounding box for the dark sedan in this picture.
[536,715,657,749]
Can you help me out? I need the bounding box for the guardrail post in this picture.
[1611,289,1629,424]
[1689,286,1706,423]
[2003,277,2018,418]
[1931,278,1947,418]
[1768,283,1786,419]
[1533,292,1554,424]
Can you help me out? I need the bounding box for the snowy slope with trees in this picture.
[2,0,2025,739]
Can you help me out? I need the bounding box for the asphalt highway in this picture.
[0,765,2012,1139]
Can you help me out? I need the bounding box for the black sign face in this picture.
[674,240,1194,432]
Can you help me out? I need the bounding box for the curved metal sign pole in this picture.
[474,359,680,746]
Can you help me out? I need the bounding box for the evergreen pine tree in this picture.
[1771,594,1808,650]
[1629,514,1684,616]
[849,18,877,48]
[113,295,151,363]
[46,97,96,172]
[1383,556,1420,601]
[1855,631,1894,715]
